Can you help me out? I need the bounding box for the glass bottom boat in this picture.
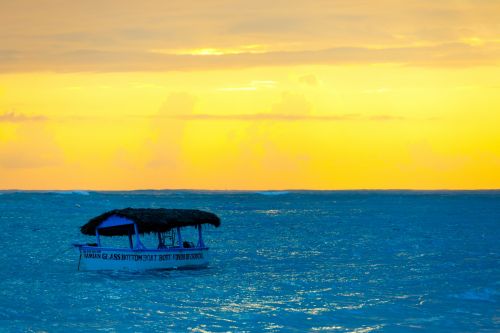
[73,208,220,271]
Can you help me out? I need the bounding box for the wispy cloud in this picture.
[151,113,409,122]
[1,42,497,73]
[0,111,48,123]
[152,44,269,56]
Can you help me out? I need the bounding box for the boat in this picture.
[73,208,221,271]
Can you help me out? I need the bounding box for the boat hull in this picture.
[76,246,209,271]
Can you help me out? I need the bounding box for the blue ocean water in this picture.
[0,190,498,332]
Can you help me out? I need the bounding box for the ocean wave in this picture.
[49,190,91,196]
[256,191,290,196]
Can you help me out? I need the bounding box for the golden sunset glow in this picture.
[0,1,499,190]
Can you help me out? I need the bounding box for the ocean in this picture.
[0,190,498,332]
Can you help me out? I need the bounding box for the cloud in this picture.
[228,17,305,34]
[0,50,18,62]
[0,111,48,122]
[237,124,312,177]
[152,113,410,122]
[158,92,197,117]
[147,92,197,168]
[1,0,499,72]
[299,74,318,87]
[368,115,406,121]
[146,92,408,122]
[0,42,498,73]
[154,113,356,121]
[272,92,311,115]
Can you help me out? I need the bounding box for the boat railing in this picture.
[76,244,209,252]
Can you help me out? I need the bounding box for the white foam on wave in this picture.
[256,191,290,196]
[51,190,91,196]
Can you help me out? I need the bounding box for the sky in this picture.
[0,0,499,190]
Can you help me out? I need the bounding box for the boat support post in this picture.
[128,230,133,249]
[133,223,144,249]
[197,224,205,248]
[176,227,183,248]
[95,228,101,247]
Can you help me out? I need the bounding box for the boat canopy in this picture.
[80,208,221,236]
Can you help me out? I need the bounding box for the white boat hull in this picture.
[76,246,209,271]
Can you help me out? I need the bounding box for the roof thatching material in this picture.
[80,208,221,236]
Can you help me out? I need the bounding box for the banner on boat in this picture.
[82,251,204,261]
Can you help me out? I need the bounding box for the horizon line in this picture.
[1,188,499,192]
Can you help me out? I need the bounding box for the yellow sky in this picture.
[0,1,499,189]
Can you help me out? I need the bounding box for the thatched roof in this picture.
[81,208,221,236]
